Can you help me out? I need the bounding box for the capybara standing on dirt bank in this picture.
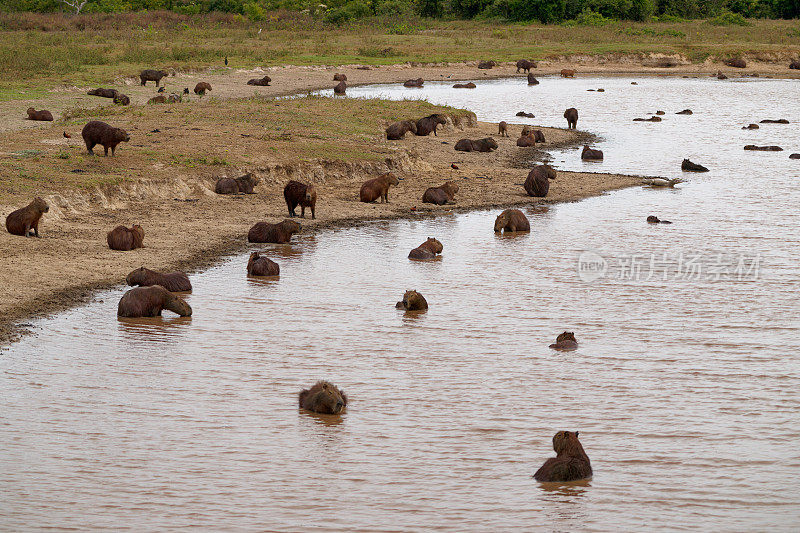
[283,180,317,219]
[117,285,192,318]
[140,69,168,87]
[194,82,212,96]
[494,209,530,233]
[581,145,604,160]
[415,114,448,136]
[214,173,260,195]
[524,165,556,197]
[454,138,498,152]
[107,224,144,251]
[549,331,578,351]
[247,252,280,276]
[360,173,400,203]
[560,69,576,78]
[533,431,592,483]
[126,267,192,292]
[299,381,347,414]
[386,120,417,140]
[564,108,578,129]
[422,181,459,205]
[26,108,53,121]
[247,220,301,244]
[5,197,48,237]
[333,73,347,81]
[334,81,347,94]
[247,75,271,86]
[498,121,508,137]
[408,238,443,260]
[403,78,424,87]
[395,290,428,310]
[82,120,130,156]
[516,59,536,73]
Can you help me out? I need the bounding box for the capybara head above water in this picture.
[549,331,578,351]
[533,430,592,483]
[117,285,192,318]
[26,108,53,121]
[299,380,347,414]
[140,69,168,86]
[494,209,530,233]
[125,267,192,292]
[107,224,144,251]
[247,252,280,276]
[283,180,317,219]
[453,82,477,89]
[408,237,443,260]
[395,290,428,311]
[82,120,130,156]
[5,197,49,237]
[247,75,271,86]
[247,219,301,244]
[360,172,400,203]
[415,114,448,137]
[564,108,578,129]
[386,120,417,140]
[194,82,212,95]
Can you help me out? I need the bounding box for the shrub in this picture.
[708,10,751,26]
[323,0,370,23]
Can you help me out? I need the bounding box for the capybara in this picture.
[298,381,347,414]
[416,114,447,136]
[140,69,168,87]
[247,252,280,276]
[743,123,760,129]
[107,224,144,251]
[404,78,424,88]
[334,80,347,94]
[148,95,166,104]
[360,172,400,203]
[516,59,536,73]
[681,159,709,172]
[647,215,672,224]
[395,290,428,311]
[564,108,578,129]
[477,60,496,69]
[214,173,260,195]
[386,120,417,140]
[760,119,790,124]
[516,111,535,118]
[524,165,556,197]
[113,94,130,106]
[453,82,477,89]
[560,69,576,78]
[533,431,593,483]
[717,71,728,80]
[581,145,604,160]
[548,331,578,351]
[633,116,662,122]
[725,58,746,68]
[516,134,537,147]
[126,267,192,292]
[117,285,192,318]
[5,197,48,237]
[333,73,347,82]
[81,120,130,156]
[166,93,182,104]
[498,121,508,137]
[422,181,458,205]
[744,145,783,151]
[790,60,800,70]
[527,73,539,85]
[87,88,119,98]
[790,153,800,159]
[676,109,693,115]
[454,137,498,153]
[494,209,530,233]
[247,219,301,243]
[194,82,212,96]
[247,75,271,86]
[283,180,317,219]
[408,238,443,260]
[26,108,53,121]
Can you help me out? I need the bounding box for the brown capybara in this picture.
[681,159,709,172]
[453,82,476,89]
[140,69,168,87]
[26,108,53,121]
[81,120,130,156]
[247,75,271,86]
[415,114,448,137]
[247,252,280,276]
[494,209,530,233]
[564,108,578,129]
[790,153,800,159]
[194,82,212,96]
[166,93,181,104]
[126,267,192,292]
[520,126,544,143]
[395,290,428,310]
[744,145,783,151]
[5,197,48,237]
[676,109,693,115]
[148,95,166,104]
[527,73,539,85]
[517,134,537,147]
[717,71,728,80]
[247,219,301,244]
[760,119,789,124]
[386,120,417,140]
[498,121,508,137]
[742,123,759,129]
[560,69,576,78]
[516,111,535,118]
[299,381,347,414]
[477,60,496,69]
[790,60,800,70]
[647,215,672,224]
[215,173,260,194]
[117,285,192,318]
[581,145,604,160]
[454,138,498,152]
[524,165,556,197]
[408,238,443,260]
[725,58,746,68]
[107,224,144,251]
[422,181,459,205]
[533,431,592,483]
[87,88,119,99]
[333,73,347,81]
[113,94,130,105]
[403,78,424,88]
[333,80,347,94]
[549,331,578,351]
[360,173,400,203]
[516,59,536,73]
[633,116,662,122]
[283,180,317,219]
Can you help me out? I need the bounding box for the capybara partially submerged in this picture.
[26,108,53,121]
[453,82,476,89]
[498,121,508,137]
[333,73,347,82]
[360,173,400,203]
[494,209,530,233]
[248,219,301,244]
[681,159,709,172]
[5,197,48,237]
[422,181,458,205]
[560,69,576,78]
[533,431,592,483]
[527,73,539,85]
[647,215,672,224]
[454,137,498,153]
[126,267,192,292]
[107,224,144,251]
[676,109,693,115]
[581,145,604,160]
[477,60,496,69]
[81,120,130,156]
[386,120,417,140]
[117,285,192,318]
[790,153,800,159]
[247,252,280,276]
[725,58,746,68]
[564,108,578,129]
[247,75,271,86]
[743,123,760,129]
[87,88,119,99]
[516,59,536,73]
[299,381,347,414]
[633,116,662,122]
[415,114,447,136]
[395,290,428,311]
[744,145,783,151]
[403,78,424,87]
[214,173,260,195]
[549,331,578,351]
[760,119,790,124]
[333,80,346,94]
[283,180,317,219]
[408,238,443,260]
[194,82,212,96]
[524,165,556,197]
[516,111,535,118]
[140,69,168,87]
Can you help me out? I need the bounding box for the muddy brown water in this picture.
[3,77,800,531]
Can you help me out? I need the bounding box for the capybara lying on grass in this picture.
[454,137,498,152]
[215,173,260,195]
[126,267,192,292]
[247,219,301,243]
[334,80,347,94]
[524,165,556,197]
[82,120,130,156]
[581,145,604,160]
[117,285,192,318]
[725,58,746,68]
[564,108,578,129]
[549,331,578,351]
[498,121,508,137]
[533,431,592,483]
[527,73,539,85]
[422,181,458,205]
[494,209,530,233]
[5,197,48,237]
[87,88,119,99]
[148,95,166,104]
[516,59,536,73]
[360,173,400,203]
[194,82,212,96]
[415,114,447,136]
[681,159,709,172]
[560,69,576,78]
[283,180,317,219]
[333,73,347,81]
[453,82,476,89]
[247,75,271,86]
[114,94,130,105]
[404,78,424,87]
[386,120,417,140]
[396,290,428,310]
[299,381,347,414]
[107,224,144,251]
[247,252,280,276]
[408,238,443,260]
[26,108,53,121]
[140,69,168,87]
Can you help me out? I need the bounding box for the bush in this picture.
[485,0,566,22]
[566,7,611,25]
[323,0,370,22]
[243,1,267,20]
[708,10,751,26]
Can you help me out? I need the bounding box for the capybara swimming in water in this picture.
[107,224,144,251]
[140,69,168,87]
[549,331,578,351]
[422,181,458,205]
[790,153,800,159]
[117,285,192,318]
[742,123,759,129]
[247,252,280,276]
[283,180,317,219]
[527,73,539,85]
[760,119,789,124]
[453,82,476,89]
[516,111,535,118]
[524,165,556,197]
[247,75,271,86]
[581,145,604,160]
[415,114,447,137]
[676,109,693,115]
[647,215,672,224]
[395,290,428,311]
[516,59,536,73]
[194,82,212,96]
[214,173,260,195]
[82,120,130,156]
[247,219,301,244]
[560,69,576,78]
[725,58,746,68]
[498,121,508,137]
[454,138,498,152]
[404,78,424,87]
[299,380,347,414]
[633,116,662,122]
[333,73,347,82]
[360,172,400,203]
[87,88,119,99]
[494,209,530,233]
[386,120,417,140]
[334,80,347,94]
[126,267,192,292]
[5,197,48,237]
[26,108,53,121]
[408,238,443,260]
[681,159,709,172]
[744,145,783,151]
[533,431,592,483]
[564,108,578,129]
